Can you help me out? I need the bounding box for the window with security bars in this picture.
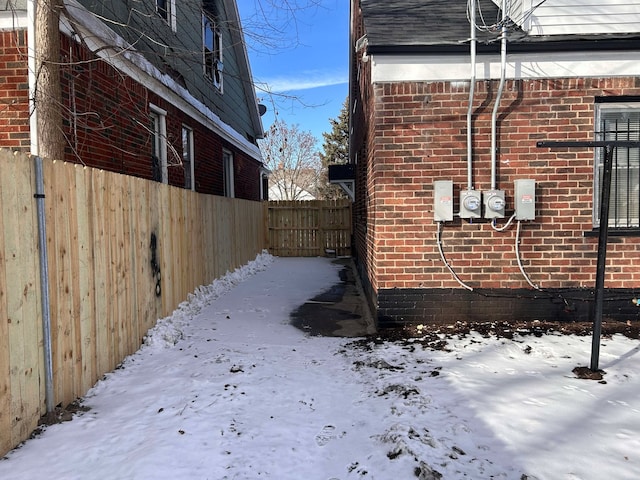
[594,104,640,228]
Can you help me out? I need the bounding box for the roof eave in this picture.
[367,37,640,56]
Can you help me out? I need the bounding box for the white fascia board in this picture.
[62,0,262,162]
[0,10,27,30]
[371,50,640,83]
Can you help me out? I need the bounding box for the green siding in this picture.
[76,0,260,143]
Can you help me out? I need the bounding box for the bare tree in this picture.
[260,118,322,200]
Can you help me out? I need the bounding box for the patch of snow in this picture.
[1,254,639,480]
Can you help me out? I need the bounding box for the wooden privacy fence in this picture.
[266,200,352,257]
[0,150,265,456]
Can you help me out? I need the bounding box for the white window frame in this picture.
[223,149,234,198]
[594,102,640,228]
[150,104,168,184]
[203,13,223,92]
[182,125,195,191]
[156,0,177,31]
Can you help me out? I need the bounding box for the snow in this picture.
[2,253,640,479]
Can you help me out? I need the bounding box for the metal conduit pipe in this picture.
[35,156,55,413]
[466,0,477,191]
[491,0,508,191]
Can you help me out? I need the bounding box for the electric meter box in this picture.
[460,189,482,219]
[433,180,454,222]
[483,189,505,219]
[514,179,536,220]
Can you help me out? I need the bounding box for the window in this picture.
[156,0,176,31]
[150,105,168,184]
[594,103,640,228]
[223,150,234,197]
[203,13,223,91]
[182,126,194,190]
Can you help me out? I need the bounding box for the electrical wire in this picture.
[515,220,541,290]
[491,212,516,232]
[436,221,474,291]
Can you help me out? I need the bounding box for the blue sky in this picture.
[237,0,349,147]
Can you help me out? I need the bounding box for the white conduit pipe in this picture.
[516,220,540,290]
[466,0,477,190]
[491,0,508,191]
[437,222,474,291]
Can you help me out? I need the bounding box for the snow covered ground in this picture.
[1,253,640,479]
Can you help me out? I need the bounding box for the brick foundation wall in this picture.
[376,288,640,327]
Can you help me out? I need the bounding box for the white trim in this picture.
[60,0,261,162]
[0,10,28,30]
[371,50,640,83]
[156,0,176,32]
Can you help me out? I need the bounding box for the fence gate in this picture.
[267,200,352,257]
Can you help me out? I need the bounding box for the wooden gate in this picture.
[266,200,352,257]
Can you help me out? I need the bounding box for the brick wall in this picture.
[353,69,640,325]
[58,34,263,200]
[0,31,30,151]
[0,30,262,201]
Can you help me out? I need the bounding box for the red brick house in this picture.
[347,0,640,327]
[0,0,267,200]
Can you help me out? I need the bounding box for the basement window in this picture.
[594,103,640,229]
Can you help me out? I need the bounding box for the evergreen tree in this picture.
[317,97,349,199]
[320,97,349,167]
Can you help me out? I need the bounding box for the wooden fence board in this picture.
[91,168,109,379]
[0,158,11,455]
[76,165,97,392]
[0,151,266,456]
[267,200,352,257]
[2,155,41,447]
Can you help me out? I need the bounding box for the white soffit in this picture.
[371,51,640,83]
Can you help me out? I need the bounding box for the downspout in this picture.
[347,1,354,166]
[29,0,55,414]
[491,0,508,191]
[466,0,476,191]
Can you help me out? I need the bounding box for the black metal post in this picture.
[536,140,640,372]
[591,145,614,372]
